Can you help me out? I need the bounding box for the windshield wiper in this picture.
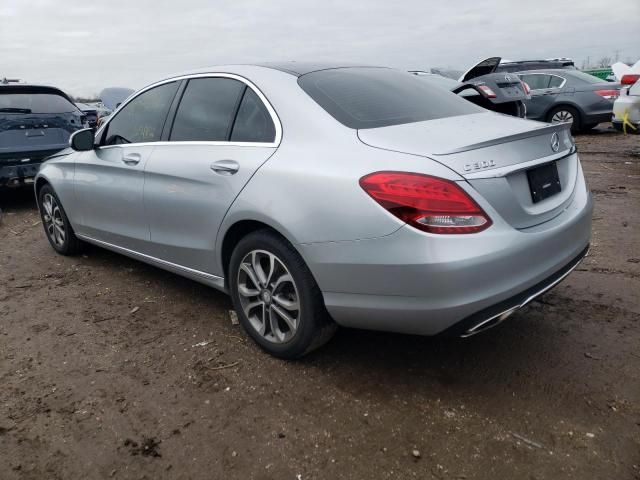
[0,107,32,113]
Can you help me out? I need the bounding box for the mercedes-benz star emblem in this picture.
[550,132,560,152]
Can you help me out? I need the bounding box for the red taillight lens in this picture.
[522,81,531,95]
[594,89,619,99]
[477,85,497,98]
[621,74,640,86]
[359,172,492,234]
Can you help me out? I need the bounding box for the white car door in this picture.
[142,75,280,274]
[73,81,180,252]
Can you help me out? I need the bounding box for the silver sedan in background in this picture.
[35,63,593,358]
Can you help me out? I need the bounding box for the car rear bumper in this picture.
[0,161,42,186]
[441,244,588,337]
[583,111,612,125]
[300,181,593,336]
[612,120,639,133]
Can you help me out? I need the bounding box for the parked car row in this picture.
[2,59,635,357]
[414,57,622,133]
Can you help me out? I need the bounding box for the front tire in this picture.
[38,184,83,255]
[228,230,336,359]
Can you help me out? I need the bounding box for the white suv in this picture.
[613,74,640,134]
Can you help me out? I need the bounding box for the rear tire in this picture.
[38,184,83,255]
[228,229,336,359]
[547,105,581,134]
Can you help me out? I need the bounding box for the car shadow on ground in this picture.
[0,182,575,398]
[0,186,37,216]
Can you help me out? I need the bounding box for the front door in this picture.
[73,81,180,252]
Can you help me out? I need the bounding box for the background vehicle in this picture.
[99,87,134,111]
[411,66,528,118]
[515,69,621,133]
[495,58,576,72]
[75,102,98,128]
[612,74,640,133]
[1,84,86,187]
[35,64,592,358]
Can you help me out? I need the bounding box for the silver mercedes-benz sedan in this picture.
[35,62,593,358]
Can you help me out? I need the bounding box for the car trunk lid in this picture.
[459,57,501,82]
[358,112,578,229]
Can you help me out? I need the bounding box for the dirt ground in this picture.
[0,126,638,480]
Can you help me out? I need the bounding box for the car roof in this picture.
[513,69,572,75]
[253,62,378,76]
[167,62,384,80]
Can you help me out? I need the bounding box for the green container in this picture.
[581,68,613,80]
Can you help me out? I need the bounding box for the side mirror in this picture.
[70,128,95,151]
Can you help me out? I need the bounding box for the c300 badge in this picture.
[464,160,496,172]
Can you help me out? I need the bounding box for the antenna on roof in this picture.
[1,78,24,84]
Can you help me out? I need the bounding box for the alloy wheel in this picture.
[551,110,574,124]
[42,193,66,247]
[236,249,300,343]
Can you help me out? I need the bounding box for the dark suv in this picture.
[495,59,576,73]
[1,83,86,187]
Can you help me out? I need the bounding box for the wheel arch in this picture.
[34,175,51,198]
[544,101,586,123]
[219,219,298,288]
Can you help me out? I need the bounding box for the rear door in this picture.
[518,73,566,120]
[73,81,180,252]
[142,75,279,274]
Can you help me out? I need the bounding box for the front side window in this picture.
[230,88,276,142]
[170,78,244,142]
[103,82,178,145]
[298,67,481,129]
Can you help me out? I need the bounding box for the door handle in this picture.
[211,160,239,175]
[122,153,141,165]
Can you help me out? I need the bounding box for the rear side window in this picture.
[519,74,551,90]
[170,78,244,142]
[298,67,481,129]
[104,82,178,145]
[548,75,565,88]
[0,88,78,114]
[230,88,276,143]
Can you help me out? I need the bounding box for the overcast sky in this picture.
[1,0,638,97]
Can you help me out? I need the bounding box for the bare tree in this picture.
[597,56,613,68]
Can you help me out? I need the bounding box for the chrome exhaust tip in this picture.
[461,306,519,338]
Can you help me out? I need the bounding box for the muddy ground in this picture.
[0,127,638,480]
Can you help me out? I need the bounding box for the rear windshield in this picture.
[298,67,482,129]
[0,88,78,114]
[567,71,605,84]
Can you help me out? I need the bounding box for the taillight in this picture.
[359,172,492,234]
[621,74,640,86]
[594,89,619,99]
[477,85,497,98]
[522,81,531,95]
